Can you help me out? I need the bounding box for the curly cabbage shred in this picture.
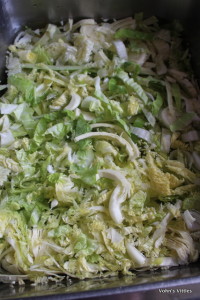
[0,14,200,284]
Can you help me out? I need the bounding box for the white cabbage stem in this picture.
[99,169,131,196]
[74,131,140,161]
[113,40,128,60]
[47,164,55,174]
[159,107,177,128]
[142,108,156,126]
[152,257,179,267]
[125,241,146,266]
[111,17,136,31]
[88,206,106,213]
[90,123,138,150]
[75,108,95,120]
[64,93,81,110]
[183,210,196,231]
[130,126,151,143]
[161,128,171,153]
[81,111,95,121]
[106,227,123,243]
[99,169,131,224]
[81,96,100,109]
[152,212,171,247]
[109,185,126,224]
[0,104,18,114]
[72,19,97,32]
[51,199,58,209]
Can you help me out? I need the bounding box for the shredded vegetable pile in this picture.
[0,14,200,284]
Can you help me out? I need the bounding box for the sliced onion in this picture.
[113,40,128,60]
[182,130,199,142]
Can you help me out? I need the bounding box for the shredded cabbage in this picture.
[0,15,200,284]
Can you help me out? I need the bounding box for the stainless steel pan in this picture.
[0,1,200,299]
